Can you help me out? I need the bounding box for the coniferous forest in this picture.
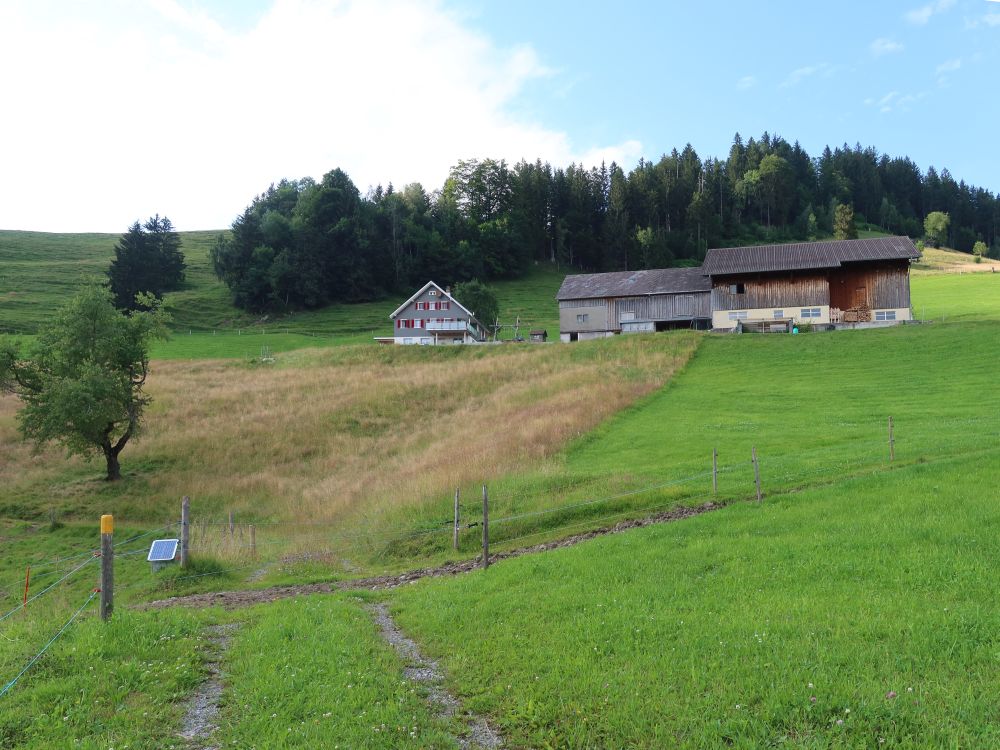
[210,132,1000,312]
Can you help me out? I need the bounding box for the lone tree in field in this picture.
[833,203,858,240]
[0,285,167,481]
[972,240,987,263]
[923,211,950,248]
[107,215,186,311]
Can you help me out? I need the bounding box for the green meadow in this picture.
[0,229,563,358]
[2,227,1000,747]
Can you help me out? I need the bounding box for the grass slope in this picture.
[390,450,1000,747]
[0,229,564,357]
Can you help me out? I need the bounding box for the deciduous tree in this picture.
[0,286,167,481]
[833,203,858,240]
[923,211,950,248]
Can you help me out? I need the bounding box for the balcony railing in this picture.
[426,320,472,332]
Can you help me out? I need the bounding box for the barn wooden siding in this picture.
[613,293,712,326]
[828,263,910,310]
[711,272,829,312]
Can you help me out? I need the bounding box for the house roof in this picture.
[389,281,487,330]
[556,267,711,301]
[702,236,920,276]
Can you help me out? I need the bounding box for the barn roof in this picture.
[702,236,920,276]
[556,267,711,301]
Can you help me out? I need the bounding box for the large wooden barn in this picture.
[556,267,712,342]
[703,236,920,331]
[556,236,921,340]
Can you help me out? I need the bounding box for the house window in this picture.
[403,337,413,344]
[728,311,748,321]
[576,313,589,323]
[729,283,746,294]
[800,308,821,319]
[428,290,438,296]
[441,301,450,310]
[419,338,431,345]
[875,310,897,321]
[773,310,784,319]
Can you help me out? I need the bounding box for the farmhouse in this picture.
[556,267,712,342]
[704,236,920,330]
[557,236,921,340]
[381,281,489,345]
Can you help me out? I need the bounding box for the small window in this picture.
[729,283,746,294]
[800,308,821,319]
[728,311,748,321]
[875,310,897,321]
[428,290,438,296]
[773,310,784,319]
[403,337,413,344]
[576,313,589,323]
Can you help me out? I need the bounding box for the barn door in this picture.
[852,286,867,308]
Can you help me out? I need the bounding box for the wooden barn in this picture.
[557,267,712,342]
[702,236,920,331]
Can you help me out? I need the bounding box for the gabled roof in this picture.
[702,236,920,276]
[389,281,487,329]
[556,267,710,301]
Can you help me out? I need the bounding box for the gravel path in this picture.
[370,602,503,749]
[144,501,721,611]
[178,622,240,749]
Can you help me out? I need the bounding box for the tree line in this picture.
[211,132,1000,312]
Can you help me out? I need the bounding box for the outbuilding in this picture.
[556,267,712,342]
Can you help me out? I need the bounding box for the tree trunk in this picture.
[103,442,122,481]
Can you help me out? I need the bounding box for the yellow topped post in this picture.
[100,514,114,621]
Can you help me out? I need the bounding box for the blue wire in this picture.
[0,590,98,698]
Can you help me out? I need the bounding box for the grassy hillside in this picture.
[391,449,1000,747]
[0,229,564,356]
[3,314,998,747]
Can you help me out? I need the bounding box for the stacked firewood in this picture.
[842,304,872,323]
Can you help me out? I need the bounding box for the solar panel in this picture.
[147,539,179,562]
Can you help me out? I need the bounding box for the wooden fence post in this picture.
[752,447,762,503]
[249,524,256,558]
[888,416,895,463]
[100,514,114,621]
[22,566,30,612]
[481,485,489,569]
[712,448,718,494]
[453,488,460,551]
[180,496,190,568]
[228,511,234,537]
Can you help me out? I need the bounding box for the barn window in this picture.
[875,310,897,321]
[800,308,821,319]
[773,309,784,318]
[729,283,745,294]
[577,313,589,323]
[728,311,748,321]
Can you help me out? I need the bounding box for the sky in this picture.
[0,0,997,232]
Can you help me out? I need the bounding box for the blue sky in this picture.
[0,0,996,231]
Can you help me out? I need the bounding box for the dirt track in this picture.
[143,501,721,611]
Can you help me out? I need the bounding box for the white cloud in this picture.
[983,11,1000,26]
[737,75,757,90]
[781,65,820,87]
[866,90,927,113]
[870,37,904,55]
[905,0,956,24]
[0,0,640,231]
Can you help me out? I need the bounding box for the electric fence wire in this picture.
[0,590,98,698]
[0,556,97,625]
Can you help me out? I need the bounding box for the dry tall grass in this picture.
[1,335,700,536]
